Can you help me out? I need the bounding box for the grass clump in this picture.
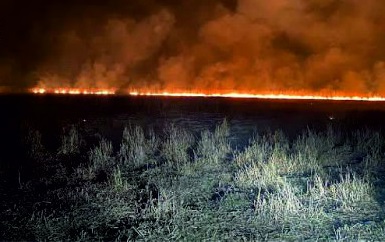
[233,134,274,167]
[118,125,158,168]
[235,160,286,192]
[89,138,114,170]
[75,139,115,182]
[161,124,194,169]
[328,171,375,211]
[110,166,129,191]
[58,125,83,156]
[195,119,231,165]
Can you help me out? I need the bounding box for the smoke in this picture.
[4,0,385,95]
[35,8,175,90]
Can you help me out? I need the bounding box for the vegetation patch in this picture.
[1,120,385,241]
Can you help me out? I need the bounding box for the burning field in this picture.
[2,0,385,240]
[1,0,385,98]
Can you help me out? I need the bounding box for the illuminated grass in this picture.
[118,125,159,168]
[195,119,231,164]
[2,121,385,241]
[161,124,194,169]
[58,125,83,156]
[89,139,114,170]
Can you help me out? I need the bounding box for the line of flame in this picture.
[29,87,385,102]
[30,88,116,95]
[128,91,385,102]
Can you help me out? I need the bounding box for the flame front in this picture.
[29,86,385,102]
[127,89,385,101]
[30,87,116,95]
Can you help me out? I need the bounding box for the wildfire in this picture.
[30,87,116,95]
[128,90,385,102]
[29,87,385,102]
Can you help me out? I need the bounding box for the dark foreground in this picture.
[1,95,385,240]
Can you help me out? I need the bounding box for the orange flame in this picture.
[128,90,385,102]
[30,87,116,95]
[29,87,385,102]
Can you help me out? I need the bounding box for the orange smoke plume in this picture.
[19,0,385,97]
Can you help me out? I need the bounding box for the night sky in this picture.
[1,0,385,95]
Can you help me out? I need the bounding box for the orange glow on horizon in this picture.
[29,87,385,102]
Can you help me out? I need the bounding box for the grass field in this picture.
[1,120,385,241]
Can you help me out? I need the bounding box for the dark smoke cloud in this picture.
[2,0,385,95]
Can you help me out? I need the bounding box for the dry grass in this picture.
[2,121,385,241]
[58,125,83,155]
[161,124,194,169]
[118,125,159,168]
